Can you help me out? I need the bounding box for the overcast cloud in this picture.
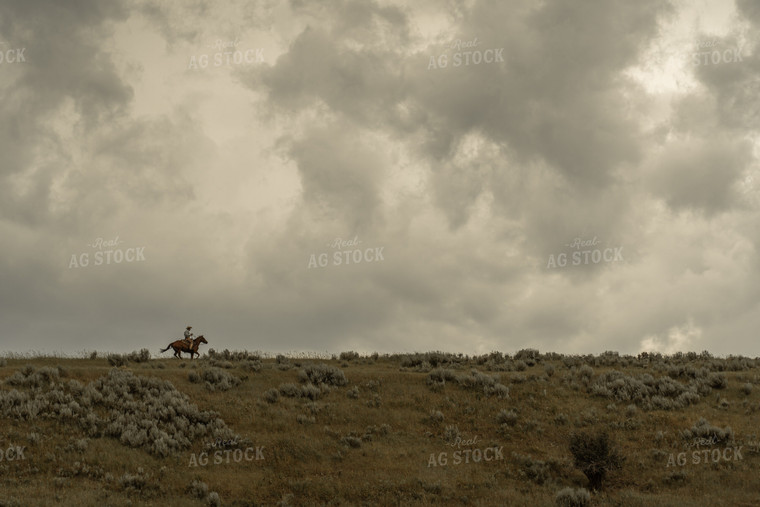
[1,0,758,357]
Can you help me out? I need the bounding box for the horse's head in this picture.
[197,335,208,344]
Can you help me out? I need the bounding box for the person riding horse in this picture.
[160,334,208,359]
[184,326,193,346]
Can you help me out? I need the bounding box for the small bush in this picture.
[207,491,221,507]
[339,351,360,361]
[429,410,444,423]
[555,487,591,507]
[298,363,348,387]
[513,452,551,484]
[707,372,727,389]
[107,354,128,367]
[200,368,241,392]
[341,436,362,448]
[127,349,151,363]
[455,369,507,397]
[278,383,301,398]
[515,348,540,366]
[569,431,624,490]
[301,383,322,401]
[493,383,510,399]
[681,418,734,445]
[443,425,460,443]
[577,365,594,380]
[118,469,150,492]
[188,480,209,499]
[428,368,457,383]
[263,388,279,403]
[496,409,518,426]
[242,360,262,373]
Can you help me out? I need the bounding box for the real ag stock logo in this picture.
[187,37,264,70]
[427,431,504,467]
[0,444,26,462]
[307,236,385,269]
[666,446,743,467]
[0,41,26,65]
[188,446,265,467]
[691,39,745,66]
[427,37,505,70]
[68,235,146,269]
[546,236,624,269]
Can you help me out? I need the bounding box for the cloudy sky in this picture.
[1,0,758,357]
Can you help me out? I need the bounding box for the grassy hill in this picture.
[0,349,758,506]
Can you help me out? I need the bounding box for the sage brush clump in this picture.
[298,363,348,387]
[207,349,261,362]
[512,452,551,485]
[107,349,151,367]
[188,480,209,499]
[555,487,591,507]
[196,367,242,392]
[591,370,703,410]
[0,366,239,457]
[456,369,510,398]
[680,417,734,444]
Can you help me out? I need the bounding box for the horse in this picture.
[160,335,208,359]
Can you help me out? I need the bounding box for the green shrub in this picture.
[568,431,624,490]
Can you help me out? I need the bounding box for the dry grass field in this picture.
[0,349,758,506]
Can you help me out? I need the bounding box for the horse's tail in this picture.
[159,344,172,353]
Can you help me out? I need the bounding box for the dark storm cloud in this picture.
[259,26,406,125]
[2,0,759,357]
[136,0,276,50]
[404,0,670,228]
[0,0,132,227]
[254,0,671,231]
[653,6,759,216]
[648,137,752,215]
[284,122,385,230]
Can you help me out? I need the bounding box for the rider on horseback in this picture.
[184,326,194,347]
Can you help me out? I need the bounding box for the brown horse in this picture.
[160,335,208,359]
